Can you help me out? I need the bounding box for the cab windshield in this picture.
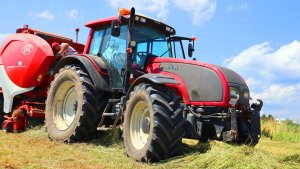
[131,23,192,68]
[132,23,171,57]
[131,23,172,68]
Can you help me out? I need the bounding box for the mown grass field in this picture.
[0,120,299,169]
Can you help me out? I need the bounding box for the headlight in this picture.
[229,87,239,106]
[230,87,239,96]
[244,91,250,99]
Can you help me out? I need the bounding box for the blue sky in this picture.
[1,0,300,122]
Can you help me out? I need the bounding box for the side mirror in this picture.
[111,20,120,37]
[188,43,194,57]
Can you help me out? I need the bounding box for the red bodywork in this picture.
[2,114,26,132]
[0,27,84,131]
[16,27,85,52]
[0,27,85,88]
[0,34,54,88]
[2,102,44,132]
[145,57,230,107]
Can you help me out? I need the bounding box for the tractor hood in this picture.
[213,65,247,86]
[147,57,248,104]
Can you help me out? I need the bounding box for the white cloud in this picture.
[29,10,55,20]
[252,84,300,104]
[226,3,248,13]
[239,3,248,10]
[224,41,300,122]
[225,41,300,80]
[0,33,10,45]
[174,0,216,25]
[68,9,79,19]
[106,0,216,25]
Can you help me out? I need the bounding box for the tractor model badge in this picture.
[167,65,178,70]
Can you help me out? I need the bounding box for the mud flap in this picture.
[250,99,263,142]
[251,110,261,142]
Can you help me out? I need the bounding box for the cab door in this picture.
[100,25,128,89]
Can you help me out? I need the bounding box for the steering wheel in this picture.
[135,52,150,64]
[136,52,149,57]
[133,52,150,69]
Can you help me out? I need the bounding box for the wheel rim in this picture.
[53,81,78,131]
[130,101,151,150]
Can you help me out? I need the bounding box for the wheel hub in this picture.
[53,81,78,131]
[142,117,150,133]
[130,101,151,150]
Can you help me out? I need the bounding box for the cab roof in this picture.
[85,16,118,28]
[85,15,176,35]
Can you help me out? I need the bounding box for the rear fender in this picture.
[54,55,110,91]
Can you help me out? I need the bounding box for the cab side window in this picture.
[152,39,170,57]
[134,42,148,68]
[173,41,185,59]
[89,28,105,56]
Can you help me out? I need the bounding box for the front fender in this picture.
[135,73,180,85]
[126,73,180,100]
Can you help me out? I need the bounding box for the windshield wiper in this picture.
[160,49,169,57]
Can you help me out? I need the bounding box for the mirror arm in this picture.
[193,40,195,49]
[123,7,136,92]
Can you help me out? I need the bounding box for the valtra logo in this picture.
[22,44,33,55]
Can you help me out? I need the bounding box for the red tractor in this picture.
[0,8,263,162]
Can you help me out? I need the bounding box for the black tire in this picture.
[45,65,107,142]
[123,84,185,162]
[0,94,4,128]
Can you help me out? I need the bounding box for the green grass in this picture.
[0,122,299,169]
[261,119,300,142]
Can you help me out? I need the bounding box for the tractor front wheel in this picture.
[45,65,106,142]
[123,84,185,162]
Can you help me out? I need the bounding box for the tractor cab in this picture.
[84,9,195,89]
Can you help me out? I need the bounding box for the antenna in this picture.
[75,28,80,43]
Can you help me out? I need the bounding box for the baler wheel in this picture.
[45,65,107,142]
[123,84,185,162]
[2,121,13,132]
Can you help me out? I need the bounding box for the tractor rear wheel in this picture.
[45,65,107,142]
[123,84,185,162]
